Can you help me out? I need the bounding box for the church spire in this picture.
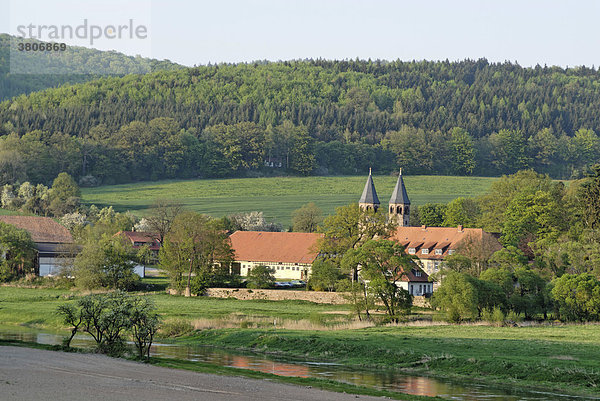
[389,168,410,226]
[389,168,410,205]
[359,168,380,211]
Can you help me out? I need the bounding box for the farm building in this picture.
[0,216,74,276]
[116,231,161,254]
[229,231,322,280]
[115,231,161,277]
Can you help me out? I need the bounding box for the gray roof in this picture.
[389,169,410,205]
[359,170,380,205]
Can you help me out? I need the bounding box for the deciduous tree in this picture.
[292,202,323,233]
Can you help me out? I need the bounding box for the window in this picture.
[408,248,416,254]
[448,249,456,255]
[434,249,442,255]
[414,270,422,277]
[421,248,429,255]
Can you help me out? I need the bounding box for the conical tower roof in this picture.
[389,168,410,205]
[359,168,380,205]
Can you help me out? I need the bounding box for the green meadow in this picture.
[0,284,351,330]
[81,175,497,227]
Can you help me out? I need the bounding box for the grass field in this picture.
[0,283,353,330]
[81,175,497,227]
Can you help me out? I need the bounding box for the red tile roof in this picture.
[399,267,430,283]
[392,226,501,260]
[0,216,72,243]
[116,231,161,250]
[229,231,323,264]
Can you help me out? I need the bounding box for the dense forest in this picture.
[2,56,600,184]
[0,34,182,101]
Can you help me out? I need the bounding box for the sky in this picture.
[2,0,600,68]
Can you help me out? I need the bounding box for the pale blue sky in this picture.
[2,0,600,67]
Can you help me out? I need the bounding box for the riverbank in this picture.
[0,340,434,401]
[173,325,600,398]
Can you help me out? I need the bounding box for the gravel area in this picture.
[0,346,387,401]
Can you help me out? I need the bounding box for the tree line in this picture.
[0,33,183,101]
[3,59,600,183]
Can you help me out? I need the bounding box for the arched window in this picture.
[405,206,410,214]
[397,206,402,214]
[389,206,393,214]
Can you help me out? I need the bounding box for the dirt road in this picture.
[0,346,387,401]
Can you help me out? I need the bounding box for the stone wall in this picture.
[204,288,348,304]
[204,287,431,307]
[412,295,431,308]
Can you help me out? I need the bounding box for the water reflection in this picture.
[0,327,596,401]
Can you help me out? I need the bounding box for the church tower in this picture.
[389,168,410,226]
[359,168,380,212]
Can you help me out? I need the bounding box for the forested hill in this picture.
[0,34,183,101]
[1,58,600,185]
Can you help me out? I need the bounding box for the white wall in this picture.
[39,257,73,277]
[239,261,310,280]
[133,264,145,278]
[399,281,433,296]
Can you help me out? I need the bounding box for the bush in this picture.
[432,271,507,323]
[308,258,344,292]
[431,271,480,322]
[551,273,600,321]
[481,307,505,326]
[506,310,524,323]
[160,319,193,338]
[57,291,160,359]
[73,235,140,291]
[246,265,275,289]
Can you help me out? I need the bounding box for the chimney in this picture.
[457,225,463,232]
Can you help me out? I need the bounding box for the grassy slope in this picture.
[81,175,496,227]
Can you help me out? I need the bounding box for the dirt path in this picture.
[0,346,387,401]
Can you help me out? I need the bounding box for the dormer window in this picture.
[408,248,416,255]
[421,248,429,255]
[448,249,456,255]
[434,249,443,255]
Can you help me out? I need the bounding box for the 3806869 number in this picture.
[17,42,67,52]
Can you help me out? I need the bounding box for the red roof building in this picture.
[0,216,74,276]
[116,231,161,251]
[392,225,501,279]
[229,231,322,280]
